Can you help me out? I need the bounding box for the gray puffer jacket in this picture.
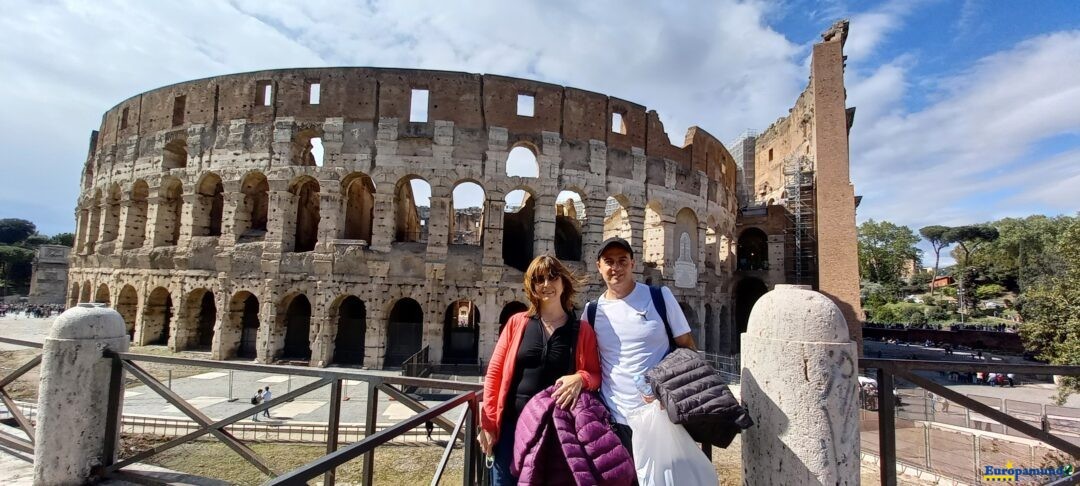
[645,348,754,448]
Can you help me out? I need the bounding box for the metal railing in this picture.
[860,358,1080,486]
[96,351,483,486]
[0,336,43,455]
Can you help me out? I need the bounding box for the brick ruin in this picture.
[68,21,860,368]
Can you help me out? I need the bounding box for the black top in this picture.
[504,315,577,421]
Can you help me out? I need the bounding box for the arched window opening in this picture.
[194,173,224,237]
[498,301,528,335]
[737,228,769,271]
[125,180,149,249]
[643,202,664,266]
[734,278,768,351]
[443,300,479,365]
[342,174,375,242]
[675,207,699,265]
[102,184,122,243]
[239,172,269,241]
[86,190,102,253]
[157,179,183,246]
[385,298,424,369]
[394,177,430,243]
[292,129,323,167]
[603,196,631,242]
[75,208,90,253]
[163,139,187,170]
[80,281,92,303]
[68,282,79,308]
[554,191,585,261]
[291,178,320,252]
[704,304,715,353]
[117,285,138,340]
[506,145,539,178]
[282,294,312,361]
[333,296,367,365]
[229,292,260,359]
[502,189,535,272]
[180,289,216,351]
[680,302,700,346]
[705,227,718,269]
[450,182,484,246]
[144,287,173,346]
[95,283,110,305]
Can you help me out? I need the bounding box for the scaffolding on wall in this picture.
[783,154,817,286]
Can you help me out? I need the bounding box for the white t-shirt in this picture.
[584,283,692,425]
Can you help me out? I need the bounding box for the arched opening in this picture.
[385,298,423,368]
[643,202,664,266]
[734,278,768,352]
[80,281,92,303]
[239,172,269,242]
[229,292,260,359]
[102,184,122,243]
[180,289,216,351]
[555,191,585,261]
[502,189,535,272]
[86,190,101,253]
[125,180,149,249]
[291,177,320,252]
[704,304,714,353]
[144,287,173,346]
[737,228,769,271]
[506,145,539,177]
[117,285,138,340]
[158,178,183,246]
[163,139,188,170]
[705,227,718,269]
[450,182,485,246]
[333,296,367,365]
[282,294,312,361]
[292,129,323,167]
[719,305,732,353]
[194,173,224,237]
[68,282,79,308]
[443,300,479,365]
[679,302,700,345]
[95,283,110,304]
[75,208,90,253]
[498,301,528,335]
[394,177,430,243]
[341,174,375,242]
[603,196,631,242]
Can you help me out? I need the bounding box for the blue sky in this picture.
[0,0,1077,267]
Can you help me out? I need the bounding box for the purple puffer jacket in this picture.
[512,387,635,486]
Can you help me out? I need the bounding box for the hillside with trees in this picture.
[0,218,73,297]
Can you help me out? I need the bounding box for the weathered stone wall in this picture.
[69,68,739,368]
[29,245,70,305]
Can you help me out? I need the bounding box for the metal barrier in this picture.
[860,358,1080,486]
[0,336,43,455]
[96,351,483,486]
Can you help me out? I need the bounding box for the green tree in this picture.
[49,232,75,247]
[858,219,922,286]
[968,215,1072,292]
[0,218,36,245]
[20,233,49,249]
[0,245,34,295]
[974,284,1006,300]
[919,225,951,295]
[945,225,999,314]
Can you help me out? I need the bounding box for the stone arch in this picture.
[603,195,632,243]
[290,176,320,252]
[498,301,528,335]
[718,305,731,353]
[506,144,539,178]
[679,301,700,345]
[331,295,367,365]
[502,186,536,272]
[95,283,111,304]
[292,127,323,167]
[68,282,79,308]
[555,190,586,261]
[394,176,430,243]
[80,280,92,303]
[341,173,375,242]
[86,189,102,253]
[733,277,768,352]
[227,291,260,359]
[116,285,138,340]
[102,183,122,244]
[385,298,424,368]
[450,180,485,246]
[75,207,90,253]
[443,300,479,365]
[643,201,664,266]
[737,227,768,271]
[704,303,714,353]
[193,172,225,237]
[163,139,187,170]
[238,171,269,240]
[675,208,699,261]
[158,178,184,246]
[179,288,216,351]
[143,287,174,346]
[281,293,313,360]
[125,180,150,249]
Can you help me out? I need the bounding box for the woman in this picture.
[478,255,602,485]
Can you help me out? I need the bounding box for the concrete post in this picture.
[34,303,129,485]
[741,284,860,485]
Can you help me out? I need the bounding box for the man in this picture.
[251,388,263,422]
[261,386,272,418]
[587,237,696,457]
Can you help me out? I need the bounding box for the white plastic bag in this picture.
[626,401,719,486]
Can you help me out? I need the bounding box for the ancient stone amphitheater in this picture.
[67,68,740,369]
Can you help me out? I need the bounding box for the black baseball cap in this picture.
[597,237,633,261]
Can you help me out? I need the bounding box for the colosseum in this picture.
[68,21,861,370]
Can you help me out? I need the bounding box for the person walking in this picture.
[476,255,601,486]
[261,386,272,418]
[251,388,263,421]
[585,237,696,466]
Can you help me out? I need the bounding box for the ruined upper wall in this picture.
[93,67,733,194]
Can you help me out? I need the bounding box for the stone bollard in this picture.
[34,303,128,485]
[741,285,860,485]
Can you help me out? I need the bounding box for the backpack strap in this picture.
[586,300,598,327]
[649,285,676,352]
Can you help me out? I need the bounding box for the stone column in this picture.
[741,284,859,485]
[368,192,395,252]
[34,304,129,485]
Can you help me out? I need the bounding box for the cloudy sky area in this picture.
[1,0,1077,264]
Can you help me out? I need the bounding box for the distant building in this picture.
[930,276,954,289]
[28,245,71,305]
